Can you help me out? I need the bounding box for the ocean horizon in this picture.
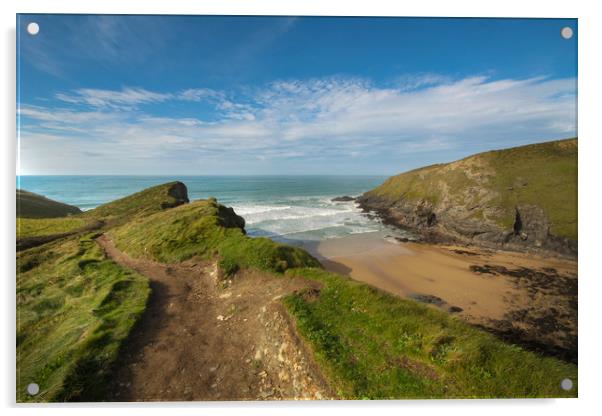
[17,174,412,242]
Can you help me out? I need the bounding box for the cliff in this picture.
[358,138,577,256]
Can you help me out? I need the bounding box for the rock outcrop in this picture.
[161,181,190,208]
[87,181,190,221]
[212,198,246,232]
[358,138,577,256]
[331,196,356,202]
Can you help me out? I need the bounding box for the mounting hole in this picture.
[560,378,573,391]
[26,383,40,396]
[560,26,573,40]
[26,22,40,36]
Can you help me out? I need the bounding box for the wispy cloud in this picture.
[18,74,577,174]
[55,87,231,110]
[55,88,173,109]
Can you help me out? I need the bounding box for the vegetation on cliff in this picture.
[17,234,149,402]
[17,180,578,401]
[285,268,576,398]
[17,189,82,218]
[84,181,189,223]
[17,217,89,239]
[16,182,190,401]
[109,197,321,276]
[360,138,577,253]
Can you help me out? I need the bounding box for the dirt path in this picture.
[96,235,331,401]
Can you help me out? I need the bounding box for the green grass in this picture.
[17,189,82,219]
[482,139,577,239]
[109,198,321,276]
[84,181,188,223]
[370,163,475,207]
[16,234,150,402]
[284,268,577,399]
[366,138,577,240]
[17,217,90,239]
[16,180,578,401]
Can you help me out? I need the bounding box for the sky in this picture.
[17,15,577,175]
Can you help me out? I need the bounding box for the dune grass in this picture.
[109,198,320,276]
[284,268,577,399]
[16,234,149,402]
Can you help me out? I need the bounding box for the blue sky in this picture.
[17,15,577,175]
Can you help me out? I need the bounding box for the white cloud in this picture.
[19,74,577,174]
[55,86,231,110]
[55,87,173,109]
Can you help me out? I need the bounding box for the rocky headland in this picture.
[357,138,577,257]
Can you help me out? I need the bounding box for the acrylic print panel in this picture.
[16,14,577,402]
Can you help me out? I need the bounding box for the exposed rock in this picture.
[408,293,445,306]
[216,203,246,231]
[357,139,577,257]
[161,181,190,209]
[331,195,356,202]
[451,249,479,256]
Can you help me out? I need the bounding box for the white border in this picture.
[2,1,601,415]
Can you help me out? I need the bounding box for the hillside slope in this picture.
[17,181,578,401]
[358,138,577,255]
[84,181,189,223]
[17,189,82,218]
[108,197,321,275]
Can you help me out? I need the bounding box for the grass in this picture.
[17,189,82,219]
[16,234,150,402]
[370,163,475,207]
[482,139,577,239]
[109,198,321,276]
[17,217,90,239]
[366,138,577,240]
[284,268,578,399]
[16,179,578,400]
[84,181,188,223]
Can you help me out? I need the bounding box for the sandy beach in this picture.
[309,231,578,362]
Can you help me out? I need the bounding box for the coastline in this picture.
[306,230,577,363]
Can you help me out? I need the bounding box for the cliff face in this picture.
[358,138,577,256]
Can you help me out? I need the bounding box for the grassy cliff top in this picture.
[17,234,149,401]
[285,268,577,398]
[17,181,578,400]
[84,181,189,222]
[366,138,577,240]
[17,190,82,219]
[109,197,321,275]
[17,217,89,239]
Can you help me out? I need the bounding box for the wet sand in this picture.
[308,231,578,362]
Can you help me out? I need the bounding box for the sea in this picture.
[17,175,413,243]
